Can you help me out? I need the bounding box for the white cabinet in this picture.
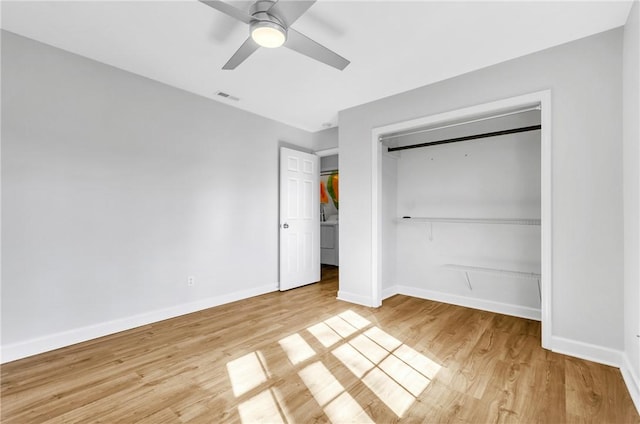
[321,222,339,266]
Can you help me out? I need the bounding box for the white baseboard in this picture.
[549,336,640,414]
[1,283,278,364]
[381,285,399,300]
[394,285,541,321]
[549,335,623,368]
[337,290,376,307]
[621,353,640,414]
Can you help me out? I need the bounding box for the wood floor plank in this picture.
[528,358,567,423]
[452,327,510,399]
[2,266,638,423]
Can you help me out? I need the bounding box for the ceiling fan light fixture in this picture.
[251,21,287,48]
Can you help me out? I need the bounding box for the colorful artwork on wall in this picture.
[320,180,329,204]
[327,171,339,209]
[320,171,339,219]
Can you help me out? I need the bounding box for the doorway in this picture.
[370,91,552,348]
[317,149,340,281]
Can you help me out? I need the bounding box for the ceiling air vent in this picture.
[215,91,240,101]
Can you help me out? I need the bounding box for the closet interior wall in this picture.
[381,110,542,318]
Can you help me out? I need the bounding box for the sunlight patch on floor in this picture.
[238,389,285,424]
[394,344,442,380]
[299,361,374,423]
[338,310,371,329]
[364,326,402,351]
[324,392,375,423]
[379,354,431,397]
[226,351,269,397]
[307,322,342,347]
[332,343,375,378]
[270,387,294,423]
[278,333,316,365]
[362,368,415,417]
[298,362,344,405]
[329,324,441,418]
[324,315,358,338]
[227,310,443,423]
[349,333,389,364]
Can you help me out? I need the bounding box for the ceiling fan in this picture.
[199,0,350,70]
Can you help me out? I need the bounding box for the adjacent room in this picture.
[2,0,639,422]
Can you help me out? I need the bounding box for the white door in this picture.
[279,147,320,291]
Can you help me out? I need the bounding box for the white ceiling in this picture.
[1,0,633,132]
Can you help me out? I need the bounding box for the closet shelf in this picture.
[397,217,541,225]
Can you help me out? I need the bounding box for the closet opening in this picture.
[370,91,552,349]
[318,150,339,280]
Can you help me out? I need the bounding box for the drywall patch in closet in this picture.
[379,106,543,320]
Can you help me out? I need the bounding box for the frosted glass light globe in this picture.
[251,22,286,48]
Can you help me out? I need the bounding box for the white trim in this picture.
[336,290,376,307]
[1,283,278,364]
[550,336,623,368]
[395,285,541,321]
[381,285,399,300]
[371,127,383,307]
[621,353,640,414]
[370,90,552,346]
[315,147,338,157]
[539,90,553,350]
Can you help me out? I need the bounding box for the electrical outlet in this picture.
[187,276,195,286]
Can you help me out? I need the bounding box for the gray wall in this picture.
[313,127,339,152]
[339,29,624,351]
[320,155,338,173]
[623,0,640,402]
[1,31,314,358]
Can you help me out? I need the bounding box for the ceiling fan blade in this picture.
[284,28,349,71]
[199,0,252,24]
[223,37,260,69]
[268,0,316,27]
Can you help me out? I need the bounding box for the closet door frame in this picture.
[370,90,553,349]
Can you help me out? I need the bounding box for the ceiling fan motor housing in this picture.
[250,1,287,47]
[251,1,286,26]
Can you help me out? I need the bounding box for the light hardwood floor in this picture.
[2,266,638,423]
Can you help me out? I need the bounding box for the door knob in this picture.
[283,223,289,229]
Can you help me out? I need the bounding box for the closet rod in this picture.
[379,105,541,142]
[320,169,338,176]
[386,124,541,152]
